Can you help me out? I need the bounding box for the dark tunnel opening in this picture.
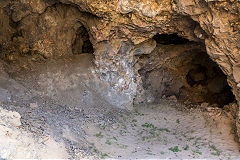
[137,33,235,107]
[153,33,190,45]
[72,26,94,55]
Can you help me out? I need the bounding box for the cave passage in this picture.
[138,33,235,107]
[153,33,190,45]
[72,26,94,54]
[184,52,235,107]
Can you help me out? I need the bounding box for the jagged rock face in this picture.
[0,0,240,139]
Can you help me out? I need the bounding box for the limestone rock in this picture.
[1,0,240,144]
[131,39,156,55]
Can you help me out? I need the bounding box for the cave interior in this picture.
[136,33,235,107]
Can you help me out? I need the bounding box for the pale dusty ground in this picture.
[1,100,240,159]
[0,54,239,159]
[0,107,69,159]
[85,102,240,159]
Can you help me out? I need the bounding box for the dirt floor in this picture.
[0,54,239,159]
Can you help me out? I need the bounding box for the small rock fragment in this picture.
[206,104,222,117]
[168,95,177,102]
[29,103,38,109]
[112,123,118,129]
[200,102,209,108]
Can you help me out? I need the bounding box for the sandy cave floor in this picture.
[0,54,239,159]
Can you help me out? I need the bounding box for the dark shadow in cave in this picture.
[138,33,235,107]
[185,53,235,107]
[72,26,94,54]
[153,33,190,45]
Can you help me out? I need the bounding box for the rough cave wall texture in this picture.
[0,0,240,139]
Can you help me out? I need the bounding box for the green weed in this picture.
[147,152,153,155]
[105,140,111,145]
[169,146,181,152]
[93,149,98,153]
[176,119,180,124]
[95,132,103,138]
[209,145,222,156]
[184,144,189,151]
[142,123,157,129]
[117,143,128,149]
[135,110,144,116]
[158,128,170,132]
[132,119,137,123]
[192,149,202,155]
[100,153,108,159]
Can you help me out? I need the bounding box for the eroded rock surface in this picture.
[0,0,240,142]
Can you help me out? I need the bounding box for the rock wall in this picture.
[0,0,240,139]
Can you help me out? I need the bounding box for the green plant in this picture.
[188,137,195,141]
[131,123,137,127]
[93,149,98,153]
[210,145,217,151]
[169,146,181,152]
[142,123,157,129]
[100,153,108,159]
[193,137,202,145]
[117,143,128,149]
[176,119,180,124]
[209,145,222,156]
[95,132,103,138]
[159,128,170,132]
[105,140,111,145]
[142,136,148,141]
[184,144,189,151]
[160,151,165,155]
[135,110,144,116]
[150,131,156,135]
[147,152,153,155]
[192,148,202,155]
[132,119,137,122]
[196,137,201,141]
